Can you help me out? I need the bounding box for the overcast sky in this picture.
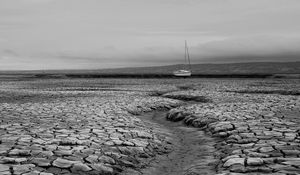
[0,0,300,70]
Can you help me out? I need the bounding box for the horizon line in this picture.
[0,61,299,72]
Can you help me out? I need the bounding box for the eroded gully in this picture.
[136,110,219,175]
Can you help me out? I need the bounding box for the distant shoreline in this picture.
[1,62,299,79]
[0,73,299,79]
[1,62,299,75]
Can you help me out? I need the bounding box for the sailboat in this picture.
[173,41,192,77]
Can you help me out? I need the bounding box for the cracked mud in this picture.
[0,78,299,175]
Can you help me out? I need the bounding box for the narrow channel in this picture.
[137,110,218,175]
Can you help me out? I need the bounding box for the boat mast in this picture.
[184,40,187,69]
[185,40,191,71]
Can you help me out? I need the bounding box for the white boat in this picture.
[173,70,191,77]
[173,41,192,77]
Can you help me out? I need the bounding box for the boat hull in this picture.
[173,70,192,77]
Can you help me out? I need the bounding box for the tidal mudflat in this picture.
[0,78,299,175]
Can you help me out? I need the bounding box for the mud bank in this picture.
[134,110,219,175]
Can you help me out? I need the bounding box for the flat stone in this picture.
[71,162,92,172]
[53,158,76,168]
[91,163,114,174]
[31,158,51,167]
[8,149,31,156]
[40,173,54,175]
[85,155,99,163]
[247,152,269,158]
[136,131,152,139]
[277,157,300,162]
[54,149,73,156]
[284,133,297,138]
[22,170,40,175]
[262,158,276,164]
[264,131,282,137]
[59,139,78,145]
[213,122,234,132]
[0,164,10,172]
[246,158,264,166]
[223,158,245,167]
[130,139,148,147]
[0,157,17,164]
[47,167,64,174]
[268,164,300,173]
[216,132,228,137]
[104,141,115,146]
[118,158,135,167]
[229,164,246,173]
[12,164,35,175]
[0,171,10,175]
[64,155,83,162]
[122,141,134,146]
[98,155,116,164]
[282,149,300,156]
[259,146,274,153]
[282,160,300,166]
[222,155,240,162]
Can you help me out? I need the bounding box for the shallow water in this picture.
[137,110,218,175]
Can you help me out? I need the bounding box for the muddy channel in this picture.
[137,110,219,175]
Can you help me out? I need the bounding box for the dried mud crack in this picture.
[0,78,299,175]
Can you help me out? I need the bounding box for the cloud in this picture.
[196,35,300,58]
[21,0,54,3]
[127,34,300,65]
[0,0,300,69]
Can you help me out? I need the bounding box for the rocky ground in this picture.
[0,78,299,175]
[165,79,300,174]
